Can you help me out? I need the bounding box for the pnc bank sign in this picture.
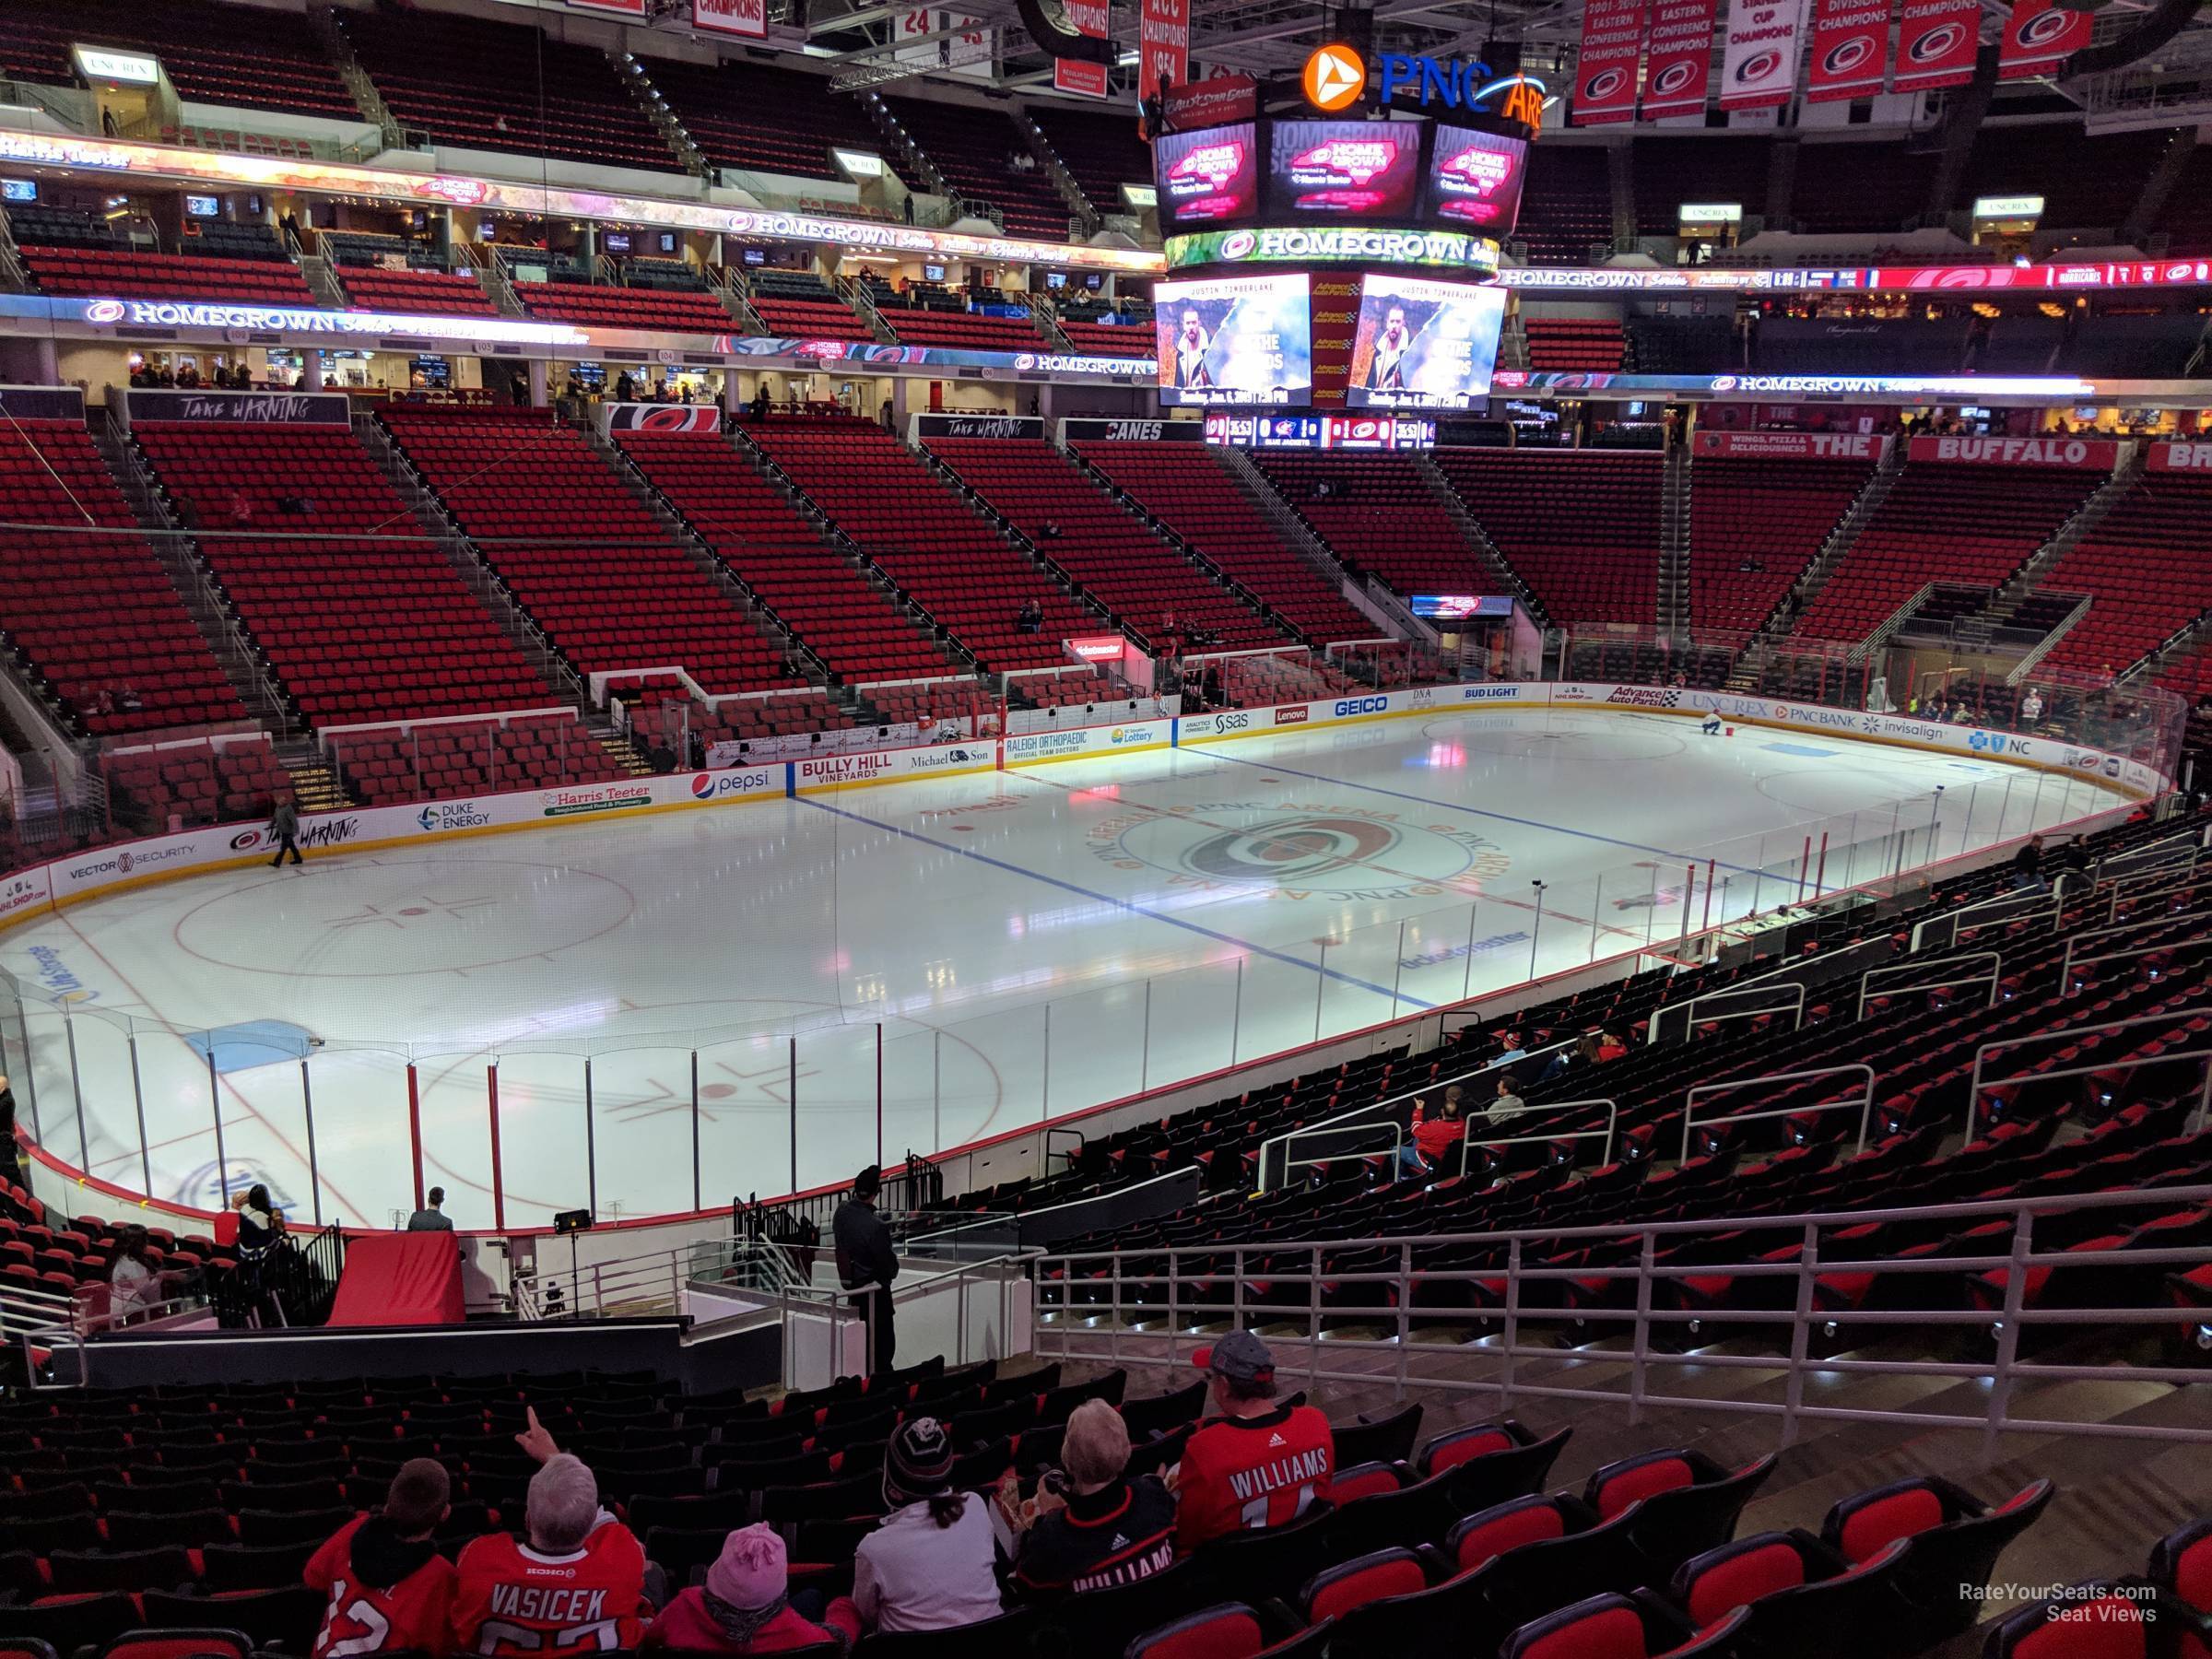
[1301,43,1545,124]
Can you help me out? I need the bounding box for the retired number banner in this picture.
[1573,0,1647,124]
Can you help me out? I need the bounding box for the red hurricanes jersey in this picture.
[305,1516,458,1659]
[1172,1403,1335,1553]
[452,1522,649,1658]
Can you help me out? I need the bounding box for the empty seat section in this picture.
[1250,453,1510,602]
[104,736,288,829]
[1630,136,1771,237]
[334,266,498,316]
[2037,465,2212,678]
[1054,317,1153,357]
[17,247,316,305]
[644,57,903,184]
[876,305,1050,352]
[380,407,802,694]
[1030,105,1154,218]
[613,429,948,682]
[1514,145,1613,265]
[1688,454,1875,632]
[337,8,677,173]
[1071,443,1373,644]
[746,413,1096,672]
[880,97,1072,240]
[511,281,734,333]
[1521,315,1626,372]
[0,419,241,735]
[0,0,355,119]
[130,422,552,727]
[1794,461,2100,641]
[1432,449,1660,625]
[744,269,876,343]
[925,437,1285,651]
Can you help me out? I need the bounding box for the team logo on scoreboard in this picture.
[1819,35,1878,75]
[1303,42,1369,112]
[1906,21,1968,62]
[1088,802,1508,900]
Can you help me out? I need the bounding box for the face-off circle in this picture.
[1091,803,1510,900]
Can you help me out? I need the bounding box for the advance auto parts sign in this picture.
[1088,801,1509,901]
[1168,227,1501,272]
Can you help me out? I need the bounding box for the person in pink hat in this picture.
[641,1524,860,1653]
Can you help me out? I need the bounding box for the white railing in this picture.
[1857,951,2003,1020]
[2056,912,2212,995]
[1680,1065,1877,1162]
[1036,1182,2212,1465]
[1965,1007,2212,1141]
[1456,1099,1620,1178]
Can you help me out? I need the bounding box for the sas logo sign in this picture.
[1334,697,1389,717]
[1207,711,1253,735]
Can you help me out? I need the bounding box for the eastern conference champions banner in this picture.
[1573,0,1646,123]
[1641,0,1720,116]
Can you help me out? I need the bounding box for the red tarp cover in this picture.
[329,1231,465,1326]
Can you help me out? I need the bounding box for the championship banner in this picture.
[1806,0,1892,99]
[1056,0,1112,98]
[1720,0,1807,109]
[1998,0,2090,78]
[1641,0,1719,117]
[1892,0,1979,90]
[694,0,769,38]
[1572,0,1646,124]
[1139,0,1192,107]
[568,0,647,12]
[1907,434,2119,469]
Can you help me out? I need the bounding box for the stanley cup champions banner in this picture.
[1719,0,1808,108]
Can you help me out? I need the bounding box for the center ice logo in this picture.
[1090,802,1509,900]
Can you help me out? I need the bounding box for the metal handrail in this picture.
[2057,914,2212,994]
[1965,1005,2212,1139]
[1454,1099,1619,1178]
[1036,1181,2212,1461]
[1909,874,2080,954]
[1680,1064,1877,1161]
[1857,951,2002,1020]
[1646,981,1806,1045]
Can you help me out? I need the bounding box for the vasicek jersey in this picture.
[452,1520,650,1657]
[1172,1403,1335,1553]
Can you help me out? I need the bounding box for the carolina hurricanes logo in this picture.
[2015,8,2072,46]
[1650,61,1700,94]
[86,299,126,324]
[1910,22,1966,60]
[1221,230,1258,259]
[1735,49,1783,83]
[1822,36,1876,73]
[1581,66,1629,100]
[1184,817,1399,881]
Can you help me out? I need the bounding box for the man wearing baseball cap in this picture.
[1171,1329,1335,1553]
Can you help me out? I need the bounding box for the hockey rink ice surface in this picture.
[1,706,2129,1230]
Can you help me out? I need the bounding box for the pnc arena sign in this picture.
[1301,42,1545,125]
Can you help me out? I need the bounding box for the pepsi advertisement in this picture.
[1154,121,1259,229]
[1347,274,1506,410]
[1424,125,1528,234]
[1155,273,1313,406]
[1267,118,1424,220]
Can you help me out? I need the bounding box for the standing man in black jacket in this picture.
[834,1164,899,1377]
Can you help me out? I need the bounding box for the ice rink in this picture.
[0,705,2128,1230]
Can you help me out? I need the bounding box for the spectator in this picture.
[1006,1399,1177,1595]
[1017,597,1044,634]
[1492,1072,1524,1119]
[2013,833,2047,892]
[1594,1030,1628,1063]
[615,371,638,404]
[117,683,143,712]
[227,488,254,527]
[642,1524,857,1653]
[407,1186,454,1231]
[0,1072,19,1185]
[1496,1030,1527,1064]
[2020,687,2044,727]
[1543,1033,1601,1085]
[238,1182,285,1253]
[751,382,771,421]
[834,1164,899,1376]
[307,1459,456,1658]
[269,795,303,868]
[453,1408,653,1656]
[1172,1331,1334,1553]
[840,1417,1002,1634]
[108,1227,162,1322]
[1401,1086,1469,1178]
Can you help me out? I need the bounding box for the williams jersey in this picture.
[1014,1475,1180,1595]
[1173,1403,1335,1553]
[305,1515,457,1659]
[452,1521,649,1658]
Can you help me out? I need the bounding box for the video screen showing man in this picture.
[1153,276,1312,406]
[1347,276,1504,410]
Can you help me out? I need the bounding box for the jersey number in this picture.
[317,1579,391,1659]
[1238,1484,1317,1530]
[475,1619,620,1655]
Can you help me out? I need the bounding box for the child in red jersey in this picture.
[1170,1330,1335,1553]
[453,1408,653,1657]
[306,1458,456,1659]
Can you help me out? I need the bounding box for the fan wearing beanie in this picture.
[832,1416,1005,1635]
[641,1524,858,1654]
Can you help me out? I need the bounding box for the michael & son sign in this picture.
[0,689,2160,927]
